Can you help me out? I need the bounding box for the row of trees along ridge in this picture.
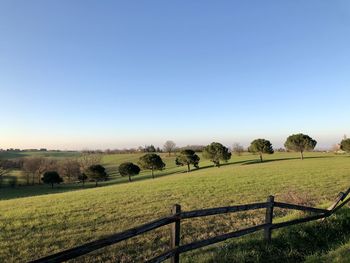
[0,133,331,188]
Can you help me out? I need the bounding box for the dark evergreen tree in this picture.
[175,149,200,172]
[284,133,317,160]
[138,154,165,178]
[118,162,141,182]
[340,138,350,153]
[41,171,63,188]
[86,164,108,186]
[202,142,231,167]
[248,139,274,162]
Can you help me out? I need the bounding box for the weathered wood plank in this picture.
[146,250,176,263]
[264,195,274,242]
[327,188,350,211]
[170,204,181,263]
[271,213,326,230]
[147,224,268,263]
[30,187,350,263]
[29,215,176,263]
[331,197,350,214]
[180,202,268,219]
[274,202,328,214]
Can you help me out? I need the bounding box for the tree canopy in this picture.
[144,145,156,152]
[340,138,350,153]
[138,153,165,178]
[248,139,274,162]
[175,149,200,172]
[78,173,88,186]
[86,164,108,186]
[284,133,317,160]
[41,171,63,188]
[202,142,231,167]
[59,159,81,183]
[118,162,141,182]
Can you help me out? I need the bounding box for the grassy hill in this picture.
[0,152,183,200]
[0,150,81,159]
[0,152,350,262]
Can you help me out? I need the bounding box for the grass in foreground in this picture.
[0,152,349,262]
[184,208,350,263]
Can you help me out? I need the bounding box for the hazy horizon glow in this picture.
[1,1,350,150]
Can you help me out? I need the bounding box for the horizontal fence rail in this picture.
[29,187,350,263]
[181,202,268,219]
[146,224,269,263]
[30,215,177,263]
[273,202,329,214]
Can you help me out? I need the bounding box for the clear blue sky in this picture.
[1,0,349,150]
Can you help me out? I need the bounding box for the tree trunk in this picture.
[51,183,54,189]
[129,175,131,182]
[260,153,263,162]
[187,164,190,172]
[152,169,154,179]
[300,151,304,160]
[95,181,98,187]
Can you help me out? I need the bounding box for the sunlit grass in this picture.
[0,152,350,262]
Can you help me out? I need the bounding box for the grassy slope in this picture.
[1,152,182,200]
[0,151,81,159]
[1,152,261,200]
[186,209,350,263]
[1,150,82,188]
[0,152,350,262]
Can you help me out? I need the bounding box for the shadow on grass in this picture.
[0,168,184,201]
[0,155,335,201]
[196,161,237,170]
[241,155,331,166]
[185,208,350,263]
[196,155,333,170]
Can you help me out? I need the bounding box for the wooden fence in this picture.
[30,187,350,263]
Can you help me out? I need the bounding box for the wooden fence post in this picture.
[264,195,274,243]
[170,204,181,263]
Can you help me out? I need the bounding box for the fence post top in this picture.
[267,195,275,201]
[171,204,181,213]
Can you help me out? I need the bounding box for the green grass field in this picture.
[0,150,81,160]
[1,152,350,262]
[0,152,184,200]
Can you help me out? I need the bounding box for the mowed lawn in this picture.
[0,152,350,262]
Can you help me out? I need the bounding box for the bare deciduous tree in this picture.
[23,157,42,185]
[163,140,176,156]
[22,157,58,185]
[78,153,102,173]
[232,143,244,156]
[59,159,81,183]
[0,161,10,188]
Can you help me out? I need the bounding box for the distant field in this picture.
[0,150,81,159]
[0,152,186,199]
[1,152,350,262]
[0,150,83,188]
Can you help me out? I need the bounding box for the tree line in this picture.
[2,133,350,188]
